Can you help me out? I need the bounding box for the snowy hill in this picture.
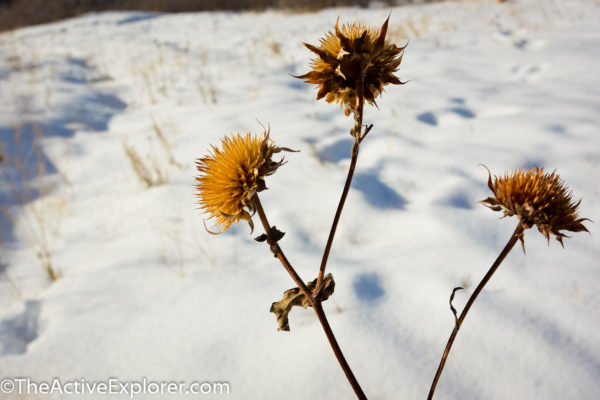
[1,0,599,399]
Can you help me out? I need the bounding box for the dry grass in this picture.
[1,124,64,282]
[151,214,219,275]
[123,116,184,187]
[123,140,168,187]
[152,118,183,168]
[388,14,432,41]
[196,70,218,105]
[0,151,21,297]
[0,39,67,283]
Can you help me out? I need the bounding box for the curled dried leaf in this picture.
[449,287,463,329]
[270,274,335,332]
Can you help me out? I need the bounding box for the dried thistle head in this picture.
[196,129,291,233]
[481,166,589,248]
[296,16,405,117]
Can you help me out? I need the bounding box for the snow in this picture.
[1,0,599,399]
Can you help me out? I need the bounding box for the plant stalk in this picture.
[315,85,370,294]
[315,137,359,294]
[427,222,525,400]
[253,195,367,400]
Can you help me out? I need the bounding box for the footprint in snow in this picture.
[416,107,476,127]
[417,111,438,126]
[353,172,405,210]
[354,273,385,302]
[509,63,547,82]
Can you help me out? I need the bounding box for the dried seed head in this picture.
[195,129,290,233]
[296,16,405,117]
[481,166,590,248]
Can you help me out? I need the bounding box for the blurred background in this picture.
[0,0,441,31]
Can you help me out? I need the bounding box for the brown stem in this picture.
[315,137,359,294]
[427,222,525,400]
[253,195,367,400]
[315,87,370,294]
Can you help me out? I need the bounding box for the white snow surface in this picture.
[1,0,599,399]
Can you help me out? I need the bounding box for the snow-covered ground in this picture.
[1,0,599,398]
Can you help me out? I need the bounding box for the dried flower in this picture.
[296,16,405,116]
[196,129,290,233]
[481,166,589,248]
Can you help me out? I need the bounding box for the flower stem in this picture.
[427,222,525,400]
[315,136,359,294]
[253,195,368,400]
[315,88,371,294]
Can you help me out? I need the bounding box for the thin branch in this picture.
[253,195,312,297]
[315,137,359,295]
[315,85,370,294]
[427,222,525,400]
[253,195,367,400]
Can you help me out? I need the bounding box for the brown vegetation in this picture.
[0,0,434,32]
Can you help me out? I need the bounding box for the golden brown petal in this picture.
[376,15,390,48]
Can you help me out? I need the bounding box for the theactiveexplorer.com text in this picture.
[1,377,230,397]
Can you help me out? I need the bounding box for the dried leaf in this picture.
[270,273,335,332]
[449,287,463,329]
[254,226,285,243]
[269,226,285,242]
[254,233,268,242]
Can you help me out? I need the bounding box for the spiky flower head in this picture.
[296,16,405,117]
[196,129,290,233]
[481,166,589,248]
